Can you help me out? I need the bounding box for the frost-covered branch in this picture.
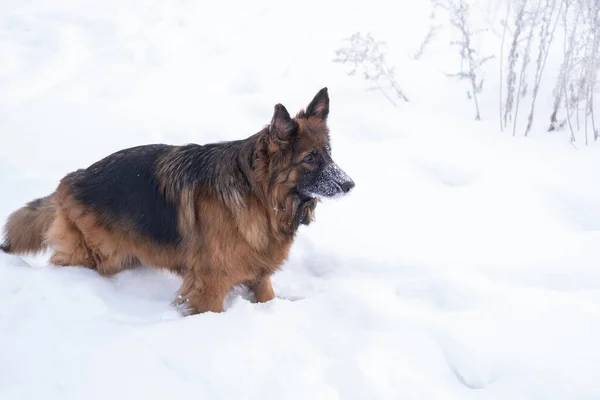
[512,0,542,136]
[413,24,442,60]
[333,32,409,105]
[504,0,526,128]
[524,0,563,136]
[439,0,493,120]
[499,1,511,131]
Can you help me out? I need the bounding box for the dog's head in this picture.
[256,88,354,227]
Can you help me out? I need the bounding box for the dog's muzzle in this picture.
[331,162,355,195]
[302,161,355,199]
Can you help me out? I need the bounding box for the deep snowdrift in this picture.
[1,0,599,399]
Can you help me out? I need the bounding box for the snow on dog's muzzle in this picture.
[332,163,355,195]
[306,162,355,199]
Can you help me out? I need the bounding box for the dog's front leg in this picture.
[250,275,276,303]
[176,269,233,315]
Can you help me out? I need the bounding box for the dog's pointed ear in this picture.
[305,87,329,120]
[270,103,297,141]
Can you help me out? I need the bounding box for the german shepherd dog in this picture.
[1,88,354,314]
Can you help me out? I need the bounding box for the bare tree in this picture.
[582,0,600,142]
[333,32,409,106]
[511,0,543,136]
[438,0,493,120]
[499,0,511,131]
[560,0,583,142]
[332,0,600,143]
[504,0,526,128]
[524,0,563,136]
[413,24,442,60]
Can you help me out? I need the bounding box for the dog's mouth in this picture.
[295,191,316,203]
[293,192,318,228]
[296,179,355,201]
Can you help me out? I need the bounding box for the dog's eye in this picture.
[303,153,316,164]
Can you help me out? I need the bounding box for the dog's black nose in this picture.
[341,180,355,193]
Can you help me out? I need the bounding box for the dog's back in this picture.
[65,144,180,245]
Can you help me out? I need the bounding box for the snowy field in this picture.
[1,0,600,399]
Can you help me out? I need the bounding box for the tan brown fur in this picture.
[1,88,353,315]
[2,195,55,254]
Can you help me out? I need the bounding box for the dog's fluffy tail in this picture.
[1,194,55,255]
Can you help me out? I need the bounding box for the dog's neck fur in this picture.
[237,129,314,240]
[159,127,314,242]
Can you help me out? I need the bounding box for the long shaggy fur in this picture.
[2,195,55,254]
[1,88,354,315]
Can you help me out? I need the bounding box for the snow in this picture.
[1,0,600,399]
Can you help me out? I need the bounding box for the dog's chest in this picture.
[237,219,293,272]
[238,215,269,251]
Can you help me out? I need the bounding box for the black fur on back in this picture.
[65,137,260,246]
[66,144,181,245]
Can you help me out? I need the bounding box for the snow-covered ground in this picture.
[1,0,600,399]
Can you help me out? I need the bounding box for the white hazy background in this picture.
[1,0,600,399]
